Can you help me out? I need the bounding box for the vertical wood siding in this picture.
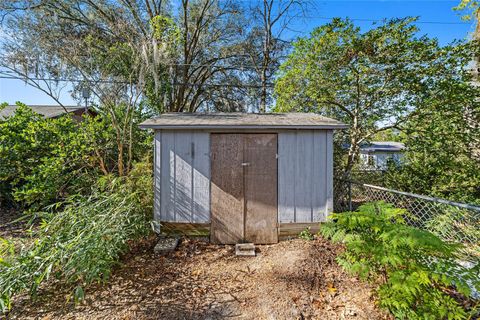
[154,129,334,226]
[155,130,210,223]
[278,130,334,223]
[153,131,162,232]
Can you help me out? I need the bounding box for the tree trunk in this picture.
[260,67,267,112]
[343,115,360,180]
[343,143,357,181]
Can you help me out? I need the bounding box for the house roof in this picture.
[0,105,88,120]
[360,141,405,152]
[139,112,348,130]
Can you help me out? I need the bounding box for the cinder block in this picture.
[235,243,256,256]
[154,237,179,254]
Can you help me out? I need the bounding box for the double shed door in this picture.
[210,133,278,244]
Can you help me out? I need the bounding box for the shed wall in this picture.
[154,130,210,224]
[278,130,333,223]
[154,129,334,226]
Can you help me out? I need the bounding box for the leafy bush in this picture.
[0,102,152,210]
[0,103,102,208]
[299,227,314,241]
[321,201,479,320]
[424,206,480,258]
[0,160,153,311]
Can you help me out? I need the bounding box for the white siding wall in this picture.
[359,152,404,170]
[154,130,210,223]
[278,130,333,223]
[154,129,334,225]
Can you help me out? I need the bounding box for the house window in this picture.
[367,154,375,167]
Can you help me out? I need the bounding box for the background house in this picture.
[359,141,405,171]
[0,105,96,121]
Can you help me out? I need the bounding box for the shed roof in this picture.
[360,141,405,152]
[139,112,348,130]
[0,105,88,120]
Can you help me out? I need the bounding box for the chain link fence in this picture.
[334,179,480,259]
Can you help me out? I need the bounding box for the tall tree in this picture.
[0,0,175,175]
[384,51,480,203]
[274,17,474,177]
[244,0,306,112]
[0,0,251,173]
[168,0,247,112]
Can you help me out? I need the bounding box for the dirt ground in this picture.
[0,208,31,251]
[5,235,391,320]
[0,208,25,240]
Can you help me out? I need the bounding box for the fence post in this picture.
[348,180,353,212]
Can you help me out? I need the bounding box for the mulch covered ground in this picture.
[6,236,391,320]
[0,208,26,240]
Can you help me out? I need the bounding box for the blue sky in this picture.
[0,0,475,106]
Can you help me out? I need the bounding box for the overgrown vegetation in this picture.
[0,102,151,210]
[0,102,154,312]
[383,88,480,204]
[275,17,480,179]
[321,202,479,319]
[0,0,478,315]
[298,227,314,241]
[0,160,153,312]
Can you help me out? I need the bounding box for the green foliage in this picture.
[383,78,480,203]
[0,103,95,207]
[321,202,479,319]
[0,102,153,311]
[370,128,406,143]
[424,206,480,257]
[274,17,479,177]
[298,227,314,241]
[0,102,151,209]
[150,15,180,45]
[0,104,88,204]
[454,0,479,20]
[0,160,153,311]
[379,30,480,203]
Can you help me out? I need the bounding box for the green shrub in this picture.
[424,206,480,258]
[0,160,153,311]
[0,102,152,210]
[321,201,479,320]
[0,103,105,208]
[299,227,314,241]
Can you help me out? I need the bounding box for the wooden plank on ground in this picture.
[161,222,210,236]
[278,222,321,238]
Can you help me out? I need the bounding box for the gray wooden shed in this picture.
[140,113,347,244]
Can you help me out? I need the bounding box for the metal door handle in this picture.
[241,162,250,166]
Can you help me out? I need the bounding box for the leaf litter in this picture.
[6,236,391,320]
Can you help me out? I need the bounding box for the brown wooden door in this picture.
[210,133,278,244]
[244,134,278,244]
[210,134,244,244]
